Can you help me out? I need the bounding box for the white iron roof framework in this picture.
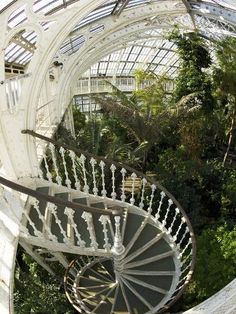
[2,0,236,78]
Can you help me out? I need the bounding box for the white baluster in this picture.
[111,216,125,255]
[31,199,57,241]
[173,217,186,242]
[181,260,192,274]
[147,184,156,215]
[178,226,190,247]
[81,212,98,249]
[90,158,98,196]
[179,238,192,258]
[99,215,112,251]
[99,160,107,197]
[167,208,179,234]
[130,172,137,205]
[49,143,62,185]
[162,199,173,227]
[139,178,147,209]
[110,164,117,200]
[48,203,70,245]
[155,191,166,222]
[69,150,81,190]
[22,204,43,238]
[80,154,89,193]
[43,153,52,182]
[120,168,127,202]
[59,147,71,189]
[64,207,85,247]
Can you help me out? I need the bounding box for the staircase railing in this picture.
[22,129,196,307]
[0,175,122,256]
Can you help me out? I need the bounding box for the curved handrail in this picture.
[0,175,121,216]
[22,128,196,311]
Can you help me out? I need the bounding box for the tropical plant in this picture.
[168,29,215,112]
[182,224,236,310]
[213,37,236,166]
[14,250,73,314]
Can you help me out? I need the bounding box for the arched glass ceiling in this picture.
[82,38,179,78]
[2,0,236,75]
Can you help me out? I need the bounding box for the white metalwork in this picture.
[22,202,43,239]
[42,153,52,183]
[110,164,117,200]
[81,211,98,250]
[90,157,98,196]
[173,217,186,242]
[147,184,157,215]
[5,0,236,311]
[69,150,81,190]
[130,172,137,206]
[168,207,179,235]
[32,208,57,243]
[49,143,62,185]
[120,168,127,202]
[59,147,71,189]
[79,154,89,193]
[64,207,85,248]
[5,73,31,113]
[139,178,147,209]
[162,198,173,227]
[155,191,166,222]
[112,216,125,255]
[74,77,174,95]
[48,202,70,245]
[99,160,107,197]
[99,215,112,251]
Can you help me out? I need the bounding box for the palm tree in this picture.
[93,77,201,171]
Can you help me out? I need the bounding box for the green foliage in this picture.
[168,30,214,111]
[14,252,73,314]
[213,36,236,98]
[183,224,236,308]
[38,32,236,312]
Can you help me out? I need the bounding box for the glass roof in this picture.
[82,38,179,78]
[1,0,236,78]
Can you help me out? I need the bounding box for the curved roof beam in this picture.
[56,1,189,59]
[189,1,236,27]
[111,0,130,16]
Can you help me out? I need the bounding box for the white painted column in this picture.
[0,187,23,314]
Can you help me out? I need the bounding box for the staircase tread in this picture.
[90,202,106,209]
[72,197,88,205]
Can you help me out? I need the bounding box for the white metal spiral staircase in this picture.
[0,129,196,313]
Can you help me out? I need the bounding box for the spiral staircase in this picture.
[0,129,196,314]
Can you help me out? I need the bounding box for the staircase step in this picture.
[90,202,106,209]
[127,222,162,256]
[122,281,150,313]
[99,259,115,281]
[122,212,144,247]
[73,197,88,205]
[112,285,129,313]
[86,263,114,283]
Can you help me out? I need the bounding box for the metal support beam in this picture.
[111,0,130,16]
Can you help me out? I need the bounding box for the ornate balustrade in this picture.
[22,129,196,309]
[0,175,123,256]
[74,77,175,96]
[4,73,31,113]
